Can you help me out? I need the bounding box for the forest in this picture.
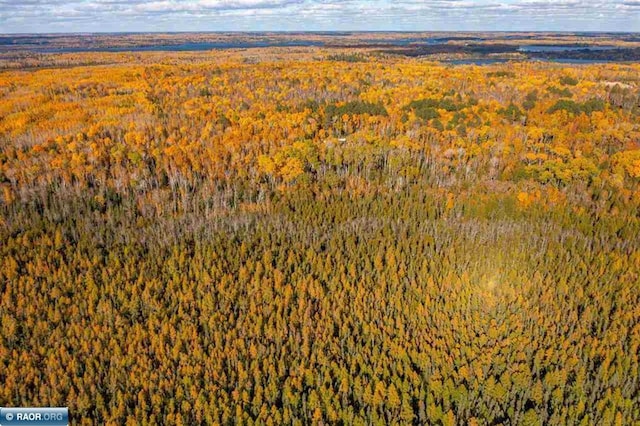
[0,47,639,425]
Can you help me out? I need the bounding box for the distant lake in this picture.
[0,36,481,52]
[2,36,633,65]
[362,36,485,46]
[358,37,440,46]
[443,57,619,66]
[518,45,617,53]
[0,36,487,53]
[11,40,326,53]
[537,58,615,64]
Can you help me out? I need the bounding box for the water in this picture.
[330,36,484,46]
[443,57,621,66]
[537,58,615,65]
[0,35,475,52]
[359,37,444,45]
[1,36,631,65]
[518,45,617,53]
[4,40,326,54]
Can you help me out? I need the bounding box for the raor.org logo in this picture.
[0,407,68,425]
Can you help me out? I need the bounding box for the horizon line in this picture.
[2,30,640,36]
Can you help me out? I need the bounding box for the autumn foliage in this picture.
[0,48,639,425]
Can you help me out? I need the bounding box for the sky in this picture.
[0,0,639,33]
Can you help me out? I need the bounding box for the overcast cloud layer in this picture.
[0,0,638,33]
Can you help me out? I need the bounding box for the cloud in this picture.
[0,0,638,32]
[130,0,303,13]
